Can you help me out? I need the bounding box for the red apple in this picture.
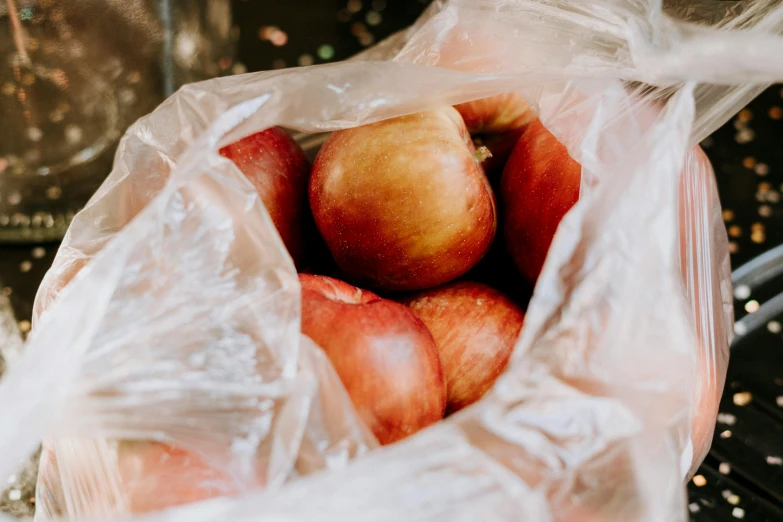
[299,274,446,444]
[402,281,524,413]
[501,117,722,470]
[309,108,497,291]
[35,128,310,319]
[398,21,536,176]
[219,127,311,267]
[116,442,239,514]
[454,93,536,176]
[500,118,582,285]
[36,441,241,516]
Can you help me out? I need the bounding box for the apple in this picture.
[454,93,536,176]
[219,127,311,267]
[309,108,497,291]
[501,117,722,470]
[299,274,446,444]
[34,128,310,319]
[396,21,536,176]
[402,281,524,413]
[500,118,582,285]
[116,442,239,514]
[36,441,240,516]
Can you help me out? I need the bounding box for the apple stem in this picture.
[472,146,493,163]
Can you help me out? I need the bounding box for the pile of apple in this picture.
[219,93,583,445]
[38,91,723,517]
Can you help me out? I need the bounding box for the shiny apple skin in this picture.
[219,127,311,267]
[309,108,497,291]
[501,117,721,470]
[299,274,446,444]
[500,118,582,285]
[403,281,524,413]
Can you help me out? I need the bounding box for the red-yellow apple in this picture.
[402,281,524,413]
[299,274,446,444]
[219,127,311,267]
[455,93,536,176]
[309,108,497,291]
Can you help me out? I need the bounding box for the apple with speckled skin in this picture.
[299,274,446,444]
[219,127,311,267]
[309,108,497,291]
[402,281,524,413]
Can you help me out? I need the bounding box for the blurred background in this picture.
[1,1,782,521]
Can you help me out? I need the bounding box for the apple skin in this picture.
[36,441,241,516]
[402,281,524,414]
[500,118,582,286]
[116,442,240,514]
[299,274,446,444]
[34,128,311,319]
[309,108,497,291]
[455,93,536,176]
[219,127,311,267]
[501,117,721,471]
[680,145,724,473]
[463,217,534,310]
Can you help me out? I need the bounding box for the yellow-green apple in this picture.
[299,274,446,444]
[219,127,311,267]
[402,281,524,413]
[309,108,497,291]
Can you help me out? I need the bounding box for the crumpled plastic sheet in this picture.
[1,0,782,521]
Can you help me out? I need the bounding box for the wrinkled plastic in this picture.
[1,0,782,520]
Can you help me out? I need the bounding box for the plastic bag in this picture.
[3,0,782,520]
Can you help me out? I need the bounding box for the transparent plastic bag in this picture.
[1,0,782,520]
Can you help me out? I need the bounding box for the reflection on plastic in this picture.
[0,0,779,520]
